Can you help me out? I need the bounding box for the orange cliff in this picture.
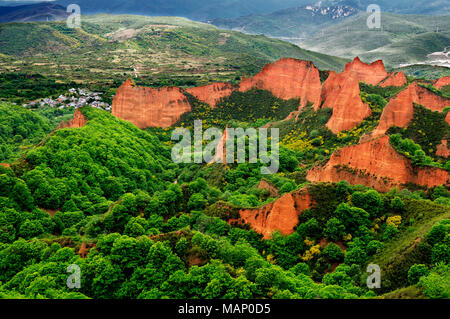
[231,187,314,239]
[57,109,87,129]
[379,72,407,88]
[370,83,450,138]
[321,70,372,133]
[343,57,407,87]
[186,82,235,107]
[436,140,450,158]
[307,135,449,192]
[434,76,450,90]
[111,57,410,130]
[239,58,322,109]
[112,79,191,128]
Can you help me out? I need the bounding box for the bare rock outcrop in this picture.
[233,187,314,239]
[186,82,235,107]
[379,72,407,88]
[57,109,87,129]
[344,57,388,86]
[239,58,322,109]
[436,140,450,158]
[434,76,450,90]
[307,135,449,192]
[343,57,407,87]
[112,79,191,128]
[321,71,372,133]
[370,83,450,138]
[257,179,279,198]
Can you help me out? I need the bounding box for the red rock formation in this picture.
[436,140,450,158]
[321,71,372,133]
[446,113,450,125]
[257,179,279,198]
[57,108,87,129]
[371,86,415,137]
[239,58,322,109]
[371,83,450,138]
[410,83,450,111]
[112,79,191,128]
[213,126,228,164]
[343,57,406,87]
[307,135,449,192]
[186,83,234,107]
[379,72,407,88]
[434,76,450,90]
[235,187,314,239]
[344,57,388,86]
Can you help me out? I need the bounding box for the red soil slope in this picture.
[233,187,314,239]
[307,135,449,192]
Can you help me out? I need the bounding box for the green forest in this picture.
[0,88,449,299]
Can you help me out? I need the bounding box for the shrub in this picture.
[322,243,344,263]
[408,264,430,285]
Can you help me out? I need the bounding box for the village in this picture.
[22,88,112,111]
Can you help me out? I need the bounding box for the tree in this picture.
[18,220,44,239]
[351,190,382,217]
[366,240,384,256]
[408,264,430,285]
[188,193,207,211]
[324,218,345,241]
[335,203,370,234]
[10,180,34,211]
[391,197,405,212]
[381,225,399,241]
[431,244,450,264]
[344,246,367,266]
[322,243,344,263]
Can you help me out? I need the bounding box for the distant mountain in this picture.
[319,0,450,15]
[49,0,450,18]
[53,0,313,20]
[213,8,450,68]
[212,4,357,39]
[0,3,68,23]
[301,12,450,67]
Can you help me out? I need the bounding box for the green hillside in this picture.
[301,12,450,67]
[0,14,347,92]
[213,10,450,68]
[0,104,448,299]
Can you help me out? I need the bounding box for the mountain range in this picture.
[0,0,448,20]
[0,2,68,23]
